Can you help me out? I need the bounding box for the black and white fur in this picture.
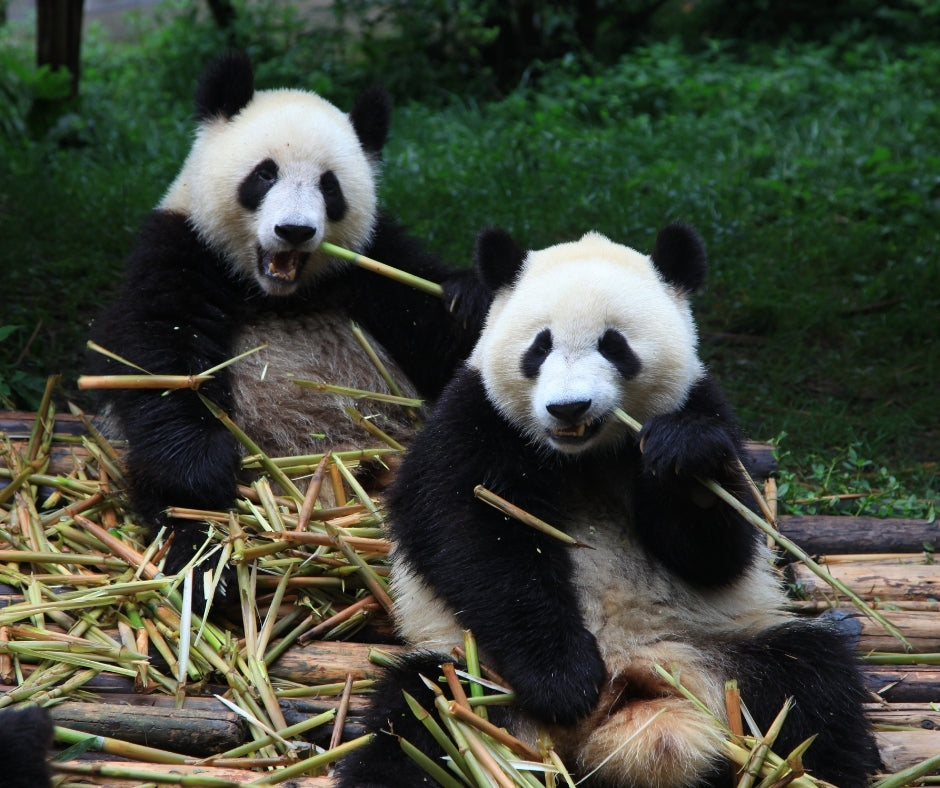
[89,54,487,593]
[336,225,880,787]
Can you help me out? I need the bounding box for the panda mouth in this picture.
[550,419,603,443]
[258,249,310,285]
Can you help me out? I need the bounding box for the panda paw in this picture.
[639,412,739,483]
[441,269,492,331]
[511,629,606,725]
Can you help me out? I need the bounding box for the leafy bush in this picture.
[0,7,935,506]
[688,0,940,46]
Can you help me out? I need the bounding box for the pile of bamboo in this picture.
[1,389,938,787]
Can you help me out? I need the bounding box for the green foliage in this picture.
[0,5,935,507]
[775,436,937,521]
[686,0,940,46]
[0,326,46,410]
[0,50,72,142]
[332,0,669,101]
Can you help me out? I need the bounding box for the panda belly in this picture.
[555,512,791,787]
[229,312,422,463]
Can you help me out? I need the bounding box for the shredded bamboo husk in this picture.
[0,365,935,785]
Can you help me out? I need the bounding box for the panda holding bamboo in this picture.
[88,53,488,595]
[336,224,881,787]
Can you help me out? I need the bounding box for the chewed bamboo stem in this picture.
[77,374,212,390]
[320,241,444,298]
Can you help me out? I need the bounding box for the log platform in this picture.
[1,410,938,786]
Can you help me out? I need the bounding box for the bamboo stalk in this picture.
[294,380,423,408]
[77,374,212,390]
[320,242,444,298]
[474,485,592,548]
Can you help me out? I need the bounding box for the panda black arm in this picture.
[348,215,490,399]
[634,373,760,587]
[388,367,606,724]
[89,211,244,525]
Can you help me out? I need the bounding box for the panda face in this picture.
[470,232,704,455]
[161,88,380,296]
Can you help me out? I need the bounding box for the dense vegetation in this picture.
[0,1,936,518]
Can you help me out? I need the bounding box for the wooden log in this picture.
[269,640,406,684]
[875,730,940,774]
[788,559,940,602]
[852,610,940,653]
[864,702,940,731]
[779,515,940,556]
[864,665,940,703]
[49,701,247,756]
[50,754,332,787]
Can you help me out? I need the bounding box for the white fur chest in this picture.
[564,507,790,662]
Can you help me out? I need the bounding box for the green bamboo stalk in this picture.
[294,379,423,408]
[349,321,409,400]
[400,735,470,788]
[323,520,393,613]
[51,761,241,786]
[247,733,375,784]
[320,241,444,298]
[404,690,471,781]
[28,374,59,463]
[861,652,940,665]
[342,404,407,452]
[332,454,381,518]
[207,710,335,761]
[872,753,940,788]
[474,485,591,548]
[53,724,189,764]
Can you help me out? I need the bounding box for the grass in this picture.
[0,8,936,513]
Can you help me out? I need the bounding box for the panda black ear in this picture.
[350,86,392,155]
[474,228,527,292]
[195,52,255,122]
[651,222,708,293]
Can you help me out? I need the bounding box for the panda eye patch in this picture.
[238,158,279,211]
[320,170,348,222]
[598,328,641,379]
[521,328,553,378]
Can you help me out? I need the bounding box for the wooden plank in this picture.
[49,755,332,786]
[864,702,940,730]
[780,515,940,555]
[875,730,940,774]
[864,665,940,703]
[49,702,247,756]
[788,560,940,603]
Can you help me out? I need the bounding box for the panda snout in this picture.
[547,399,592,424]
[275,223,317,247]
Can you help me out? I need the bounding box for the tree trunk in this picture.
[36,0,84,98]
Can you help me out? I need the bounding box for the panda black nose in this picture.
[275,224,316,246]
[546,400,592,422]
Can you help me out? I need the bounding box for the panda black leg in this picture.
[335,652,491,788]
[162,520,236,613]
[726,620,881,788]
[0,704,54,788]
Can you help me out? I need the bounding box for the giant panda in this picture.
[335,224,881,787]
[88,53,488,596]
